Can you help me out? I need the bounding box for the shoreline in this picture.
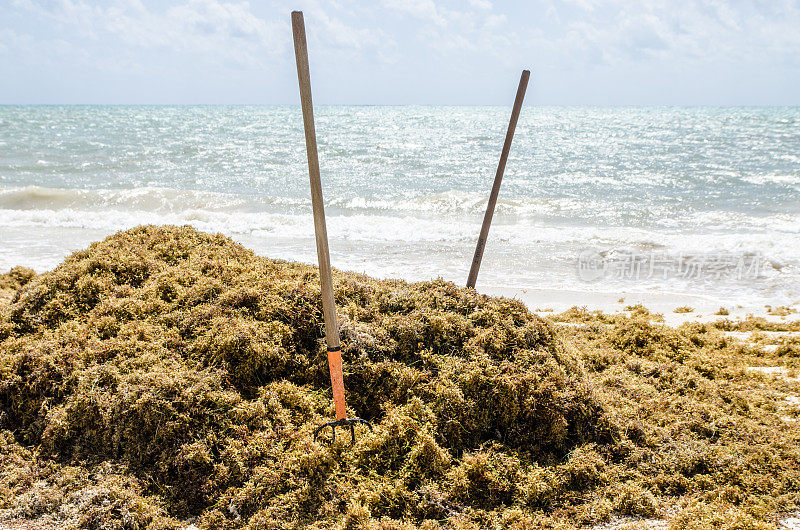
[481,285,798,328]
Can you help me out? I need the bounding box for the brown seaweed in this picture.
[0,226,798,528]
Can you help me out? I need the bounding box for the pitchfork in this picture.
[291,11,373,444]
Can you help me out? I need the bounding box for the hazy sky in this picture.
[1,0,799,105]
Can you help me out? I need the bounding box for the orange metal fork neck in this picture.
[327,346,347,421]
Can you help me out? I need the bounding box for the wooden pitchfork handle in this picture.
[291,11,372,443]
[466,70,530,289]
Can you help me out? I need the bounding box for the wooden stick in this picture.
[292,11,346,421]
[466,70,530,289]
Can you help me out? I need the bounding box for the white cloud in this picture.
[12,0,800,73]
[539,0,800,68]
[2,0,799,103]
[303,0,395,57]
[467,0,492,10]
[5,0,401,70]
[381,0,448,26]
[381,0,515,63]
[5,0,289,71]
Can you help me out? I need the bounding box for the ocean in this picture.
[1,105,798,308]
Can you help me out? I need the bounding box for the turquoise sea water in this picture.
[0,105,798,305]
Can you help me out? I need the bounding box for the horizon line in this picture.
[2,103,799,109]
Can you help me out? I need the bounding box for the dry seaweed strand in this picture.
[0,226,798,528]
[0,267,35,308]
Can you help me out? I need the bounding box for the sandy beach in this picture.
[483,286,799,328]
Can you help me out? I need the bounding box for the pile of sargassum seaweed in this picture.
[0,226,798,529]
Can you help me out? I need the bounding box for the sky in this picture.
[1,0,799,105]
